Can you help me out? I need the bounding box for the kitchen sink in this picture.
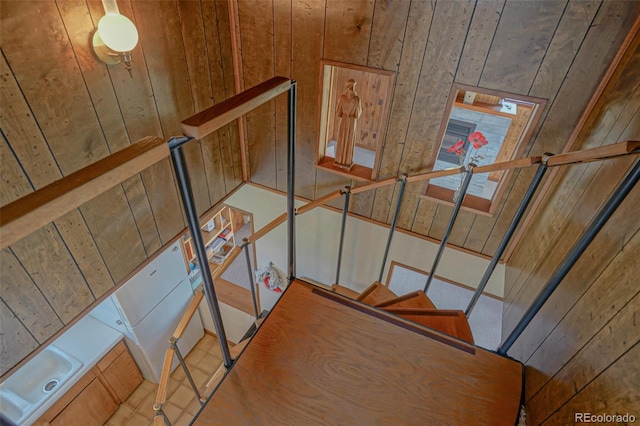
[0,345,83,425]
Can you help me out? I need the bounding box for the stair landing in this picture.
[193,280,522,425]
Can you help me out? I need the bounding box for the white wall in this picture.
[224,184,504,303]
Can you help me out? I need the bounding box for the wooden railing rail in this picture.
[247,213,287,244]
[153,347,175,425]
[0,136,168,250]
[350,176,399,194]
[546,140,639,167]
[180,77,291,139]
[155,347,174,407]
[211,246,243,281]
[405,166,465,183]
[173,290,204,340]
[295,189,343,215]
[472,156,542,174]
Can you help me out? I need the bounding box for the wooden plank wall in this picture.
[502,29,640,424]
[0,0,239,375]
[234,0,639,250]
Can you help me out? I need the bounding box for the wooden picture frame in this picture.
[316,60,395,181]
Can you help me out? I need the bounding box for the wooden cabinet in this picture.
[96,340,143,403]
[36,340,142,426]
[50,375,117,426]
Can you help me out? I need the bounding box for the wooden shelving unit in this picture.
[180,205,237,275]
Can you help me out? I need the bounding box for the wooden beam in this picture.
[173,290,204,340]
[295,189,343,215]
[405,166,465,183]
[546,140,639,167]
[0,136,168,250]
[472,156,542,174]
[350,176,398,195]
[227,0,248,181]
[247,213,287,243]
[181,77,291,139]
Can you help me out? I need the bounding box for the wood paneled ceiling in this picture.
[1,0,639,376]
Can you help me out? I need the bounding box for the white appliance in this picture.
[90,241,204,383]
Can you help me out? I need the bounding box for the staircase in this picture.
[333,281,475,344]
[192,279,523,425]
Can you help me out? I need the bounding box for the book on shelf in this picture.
[211,242,233,264]
[205,237,226,257]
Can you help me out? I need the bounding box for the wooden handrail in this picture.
[155,347,175,406]
[0,136,168,250]
[211,246,243,281]
[248,213,287,243]
[181,77,291,139]
[296,189,343,215]
[405,166,465,183]
[546,140,639,167]
[173,290,204,340]
[350,176,398,194]
[472,156,542,174]
[246,142,638,225]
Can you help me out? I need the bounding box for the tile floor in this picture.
[105,334,223,426]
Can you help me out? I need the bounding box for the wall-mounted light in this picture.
[91,0,138,76]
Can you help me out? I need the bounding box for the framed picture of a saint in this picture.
[316,61,395,181]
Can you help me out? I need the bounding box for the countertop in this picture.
[22,315,123,425]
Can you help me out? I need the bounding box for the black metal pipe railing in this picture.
[335,187,351,285]
[169,141,233,368]
[378,174,407,282]
[242,238,260,318]
[287,81,297,283]
[498,159,640,355]
[424,167,474,293]
[169,337,202,403]
[466,160,550,317]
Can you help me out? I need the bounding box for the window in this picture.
[316,60,395,181]
[423,84,546,215]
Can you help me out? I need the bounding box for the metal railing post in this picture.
[335,186,351,285]
[152,404,172,426]
[424,167,474,293]
[378,174,407,282]
[169,337,202,403]
[169,139,233,368]
[242,238,260,318]
[498,159,640,355]
[287,81,297,283]
[466,159,550,317]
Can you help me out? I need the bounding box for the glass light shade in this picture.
[97,13,138,52]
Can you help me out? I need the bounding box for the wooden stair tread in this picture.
[373,290,436,309]
[202,363,228,401]
[331,283,360,299]
[381,308,474,344]
[356,282,397,306]
[194,280,522,424]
